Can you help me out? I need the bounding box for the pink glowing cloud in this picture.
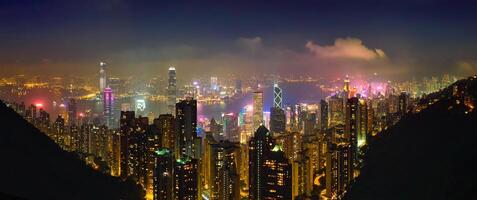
[306,38,386,60]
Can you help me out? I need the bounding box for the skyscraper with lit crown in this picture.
[252,91,264,131]
[99,62,107,92]
[167,66,177,114]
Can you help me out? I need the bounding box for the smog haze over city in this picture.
[0,1,476,200]
[1,0,477,79]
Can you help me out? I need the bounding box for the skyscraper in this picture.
[211,76,218,94]
[174,157,198,200]
[119,111,135,178]
[153,148,174,200]
[67,98,77,126]
[167,66,177,114]
[273,82,283,109]
[262,146,292,200]
[320,99,329,130]
[235,80,242,95]
[343,75,350,98]
[249,126,274,200]
[252,91,264,131]
[154,114,176,150]
[269,107,286,136]
[345,97,359,159]
[99,62,107,92]
[176,97,197,159]
[328,95,345,126]
[103,87,114,128]
[325,142,353,199]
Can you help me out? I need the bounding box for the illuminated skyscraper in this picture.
[319,99,329,130]
[249,126,274,200]
[205,139,240,200]
[153,148,174,200]
[176,97,197,159]
[211,76,218,93]
[103,87,114,128]
[167,66,177,114]
[398,92,410,115]
[174,157,198,200]
[154,114,176,150]
[328,95,345,126]
[345,97,359,158]
[67,98,77,126]
[343,75,350,98]
[357,99,368,148]
[325,142,353,199]
[119,111,135,178]
[99,62,107,92]
[263,146,292,200]
[252,91,264,131]
[269,107,286,136]
[273,82,283,109]
[235,80,242,95]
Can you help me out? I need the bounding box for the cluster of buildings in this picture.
[1,63,460,200]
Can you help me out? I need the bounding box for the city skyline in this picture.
[0,1,476,200]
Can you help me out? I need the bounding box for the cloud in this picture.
[305,38,386,60]
[455,60,477,76]
[236,37,263,51]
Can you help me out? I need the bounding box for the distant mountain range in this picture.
[345,76,477,199]
[0,101,144,200]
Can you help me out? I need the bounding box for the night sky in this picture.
[1,0,476,78]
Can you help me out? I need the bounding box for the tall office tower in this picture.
[154,114,176,149]
[67,98,77,126]
[110,130,121,177]
[357,99,368,148]
[284,105,296,130]
[210,76,218,93]
[269,107,286,136]
[345,97,359,162]
[252,91,264,131]
[303,112,317,136]
[328,95,345,126]
[204,137,241,200]
[343,75,350,98]
[387,94,399,114]
[218,143,241,200]
[103,87,114,128]
[398,92,410,115]
[119,111,135,178]
[235,79,242,95]
[174,157,198,200]
[153,148,174,200]
[25,104,37,123]
[249,126,275,200]
[99,62,107,92]
[145,124,162,199]
[263,146,292,200]
[273,82,283,108]
[130,116,148,184]
[54,115,65,145]
[319,99,329,130]
[239,105,254,144]
[222,113,239,142]
[325,142,353,199]
[176,97,197,159]
[167,66,177,114]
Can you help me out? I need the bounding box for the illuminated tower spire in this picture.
[344,74,350,92]
[167,66,177,114]
[273,82,282,109]
[99,62,107,92]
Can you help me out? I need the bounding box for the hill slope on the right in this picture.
[345,76,477,200]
